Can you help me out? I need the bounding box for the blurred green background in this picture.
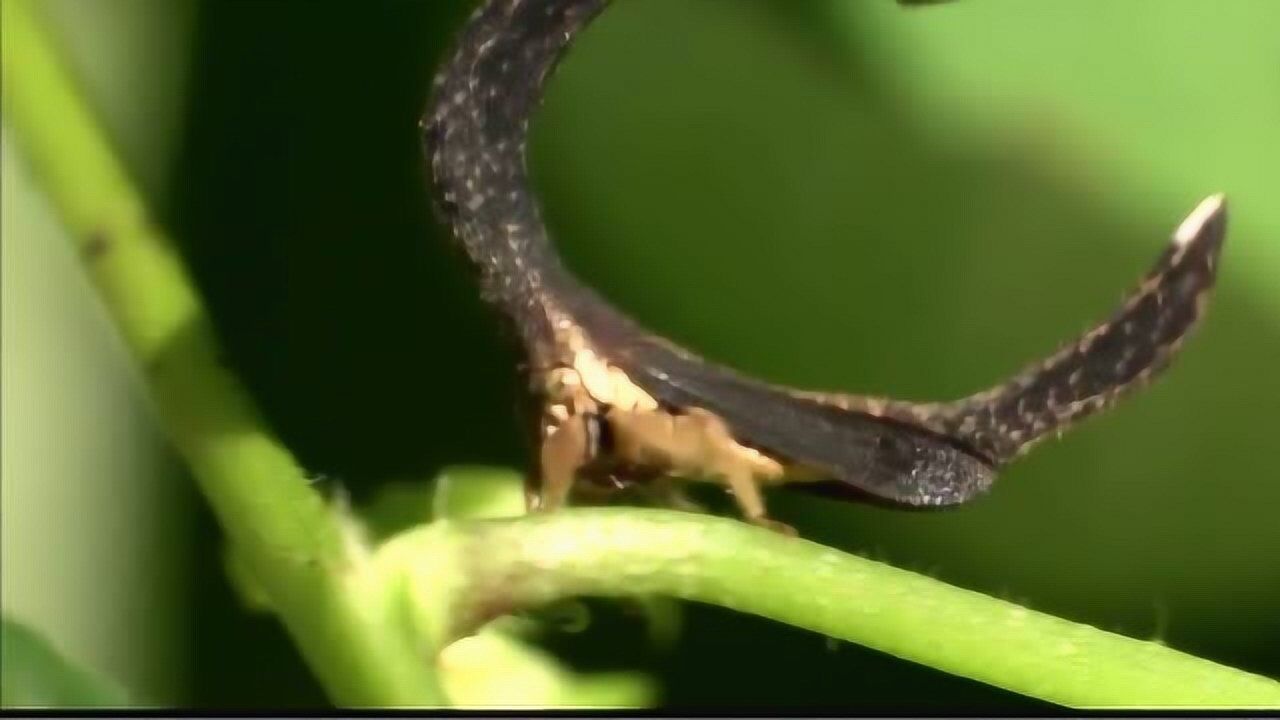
[3,0,1277,710]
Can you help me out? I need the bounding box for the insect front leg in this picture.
[535,407,594,512]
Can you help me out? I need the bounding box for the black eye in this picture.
[876,434,897,452]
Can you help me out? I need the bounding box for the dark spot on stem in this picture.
[83,230,111,260]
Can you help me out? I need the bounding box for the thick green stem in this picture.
[1,0,442,706]
[382,508,1280,709]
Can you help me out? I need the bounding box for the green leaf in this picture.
[1,617,130,708]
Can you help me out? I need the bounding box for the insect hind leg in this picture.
[606,406,795,534]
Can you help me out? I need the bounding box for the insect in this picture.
[422,0,1226,533]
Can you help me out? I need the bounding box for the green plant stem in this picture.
[381,508,1280,709]
[1,0,442,706]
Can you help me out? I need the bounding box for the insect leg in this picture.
[536,410,592,512]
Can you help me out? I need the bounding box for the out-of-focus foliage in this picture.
[1,617,129,708]
[2,0,1276,709]
[1,0,194,706]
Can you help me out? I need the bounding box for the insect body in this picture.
[423,0,1226,531]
